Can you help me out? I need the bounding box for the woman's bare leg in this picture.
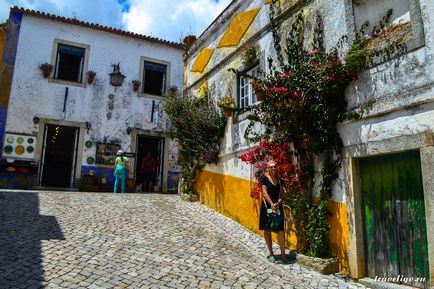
[277,230,287,260]
[264,230,273,256]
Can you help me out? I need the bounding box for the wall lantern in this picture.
[85,121,91,134]
[109,62,126,90]
[126,127,132,135]
[33,116,40,124]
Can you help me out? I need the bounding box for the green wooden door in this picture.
[360,151,429,288]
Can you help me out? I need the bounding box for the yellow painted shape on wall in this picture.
[217,8,261,48]
[191,48,214,73]
[328,201,349,274]
[265,0,272,3]
[196,169,350,273]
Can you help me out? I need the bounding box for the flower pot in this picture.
[42,71,50,78]
[87,76,95,84]
[133,83,140,92]
[255,90,266,101]
[223,108,232,118]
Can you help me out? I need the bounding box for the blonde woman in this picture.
[259,160,287,263]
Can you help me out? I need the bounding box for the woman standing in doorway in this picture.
[259,160,287,263]
[114,150,128,193]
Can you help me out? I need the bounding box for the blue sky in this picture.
[0,0,232,42]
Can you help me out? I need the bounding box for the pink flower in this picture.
[278,72,294,77]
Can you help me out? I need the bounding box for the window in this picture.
[238,65,261,109]
[54,43,86,82]
[142,61,167,96]
[352,0,424,56]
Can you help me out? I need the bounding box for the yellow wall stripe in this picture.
[196,169,350,273]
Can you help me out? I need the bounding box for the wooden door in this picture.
[360,151,429,288]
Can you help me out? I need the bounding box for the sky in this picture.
[0,0,232,42]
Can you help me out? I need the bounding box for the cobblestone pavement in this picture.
[0,190,369,289]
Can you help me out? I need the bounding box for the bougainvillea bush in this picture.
[239,6,403,257]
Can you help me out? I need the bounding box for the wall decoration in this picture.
[85,140,93,148]
[2,133,37,160]
[95,143,121,165]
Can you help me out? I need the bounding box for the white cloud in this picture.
[122,0,231,42]
[0,0,231,42]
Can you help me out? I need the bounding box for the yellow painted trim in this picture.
[217,8,261,48]
[191,48,214,73]
[196,169,350,273]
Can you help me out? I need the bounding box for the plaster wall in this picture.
[4,14,184,188]
[186,0,434,281]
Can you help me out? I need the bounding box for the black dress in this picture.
[259,176,284,231]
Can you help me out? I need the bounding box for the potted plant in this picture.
[241,45,258,68]
[87,70,97,84]
[168,85,178,96]
[183,35,197,50]
[251,79,266,101]
[132,80,141,92]
[39,63,53,78]
[217,95,235,117]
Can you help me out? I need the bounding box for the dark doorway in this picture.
[135,136,164,192]
[40,124,79,188]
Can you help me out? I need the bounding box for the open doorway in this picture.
[39,124,79,188]
[135,136,164,192]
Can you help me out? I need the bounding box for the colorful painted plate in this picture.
[6,136,14,143]
[87,157,95,164]
[26,146,34,153]
[15,145,25,155]
[16,137,24,144]
[3,145,13,154]
[27,138,34,144]
[85,140,93,148]
[6,166,16,172]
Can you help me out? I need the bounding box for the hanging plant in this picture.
[251,80,266,101]
[39,63,53,78]
[86,70,97,84]
[132,80,141,92]
[217,95,235,118]
[241,44,258,68]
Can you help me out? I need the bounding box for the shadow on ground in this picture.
[0,192,64,288]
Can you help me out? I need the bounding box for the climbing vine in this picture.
[238,4,406,257]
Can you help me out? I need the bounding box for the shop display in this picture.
[2,133,36,160]
[95,143,120,165]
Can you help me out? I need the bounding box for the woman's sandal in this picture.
[267,255,276,263]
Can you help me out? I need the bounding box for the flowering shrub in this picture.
[239,7,404,257]
[163,90,226,195]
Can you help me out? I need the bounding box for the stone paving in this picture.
[0,190,370,289]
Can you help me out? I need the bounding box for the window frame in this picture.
[237,64,261,109]
[138,56,171,99]
[350,0,424,65]
[48,39,90,87]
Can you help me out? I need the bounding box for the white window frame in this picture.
[138,56,171,99]
[48,39,90,88]
[238,65,261,109]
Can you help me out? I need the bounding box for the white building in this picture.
[0,7,183,192]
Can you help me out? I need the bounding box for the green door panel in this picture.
[360,151,429,288]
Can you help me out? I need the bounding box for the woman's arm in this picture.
[261,184,274,207]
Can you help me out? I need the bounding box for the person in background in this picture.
[259,160,287,263]
[141,152,157,192]
[114,150,128,193]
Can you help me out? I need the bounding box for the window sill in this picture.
[48,78,86,88]
[137,92,165,100]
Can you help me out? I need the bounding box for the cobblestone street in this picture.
[0,191,369,289]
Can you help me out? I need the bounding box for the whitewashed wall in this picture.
[185,0,434,202]
[5,15,184,171]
